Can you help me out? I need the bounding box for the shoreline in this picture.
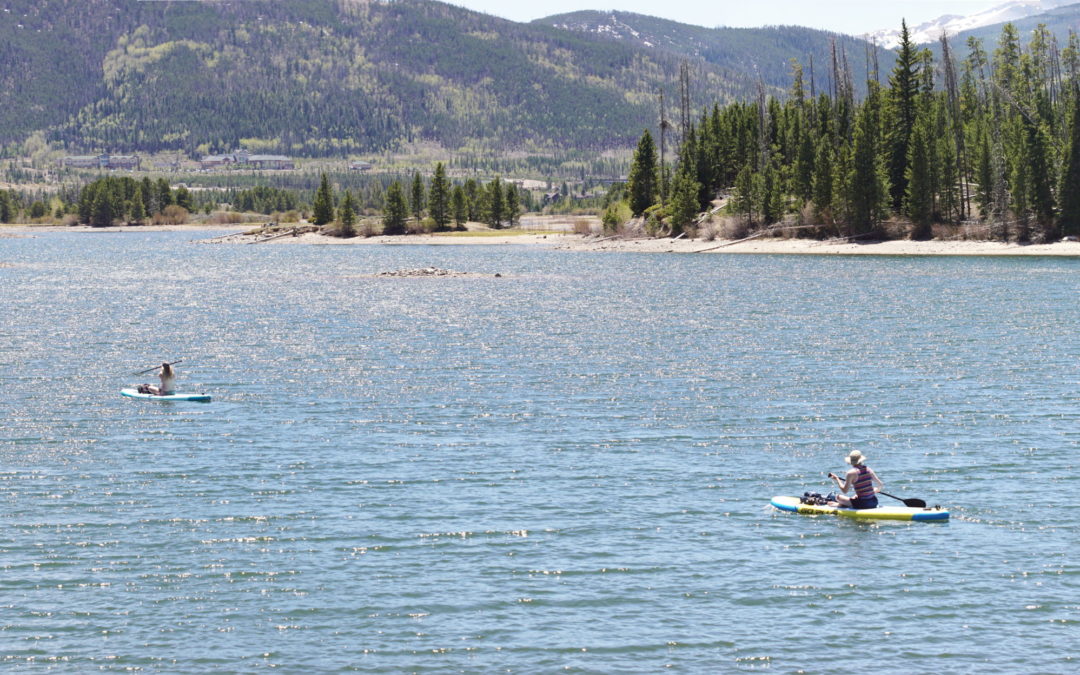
[4,224,1080,256]
[238,229,1080,256]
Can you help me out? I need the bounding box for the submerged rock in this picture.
[373,267,500,278]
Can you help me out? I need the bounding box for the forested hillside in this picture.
[538,10,896,96]
[0,0,885,157]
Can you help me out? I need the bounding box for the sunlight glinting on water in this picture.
[1,231,1078,671]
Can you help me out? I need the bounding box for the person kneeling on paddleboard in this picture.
[139,362,176,396]
[827,450,882,509]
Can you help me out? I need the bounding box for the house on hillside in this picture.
[199,149,295,170]
[61,154,141,170]
[349,160,373,172]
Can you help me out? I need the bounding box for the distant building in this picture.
[349,160,373,172]
[199,149,294,170]
[61,154,141,170]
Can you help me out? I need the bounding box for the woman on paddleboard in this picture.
[141,363,176,396]
[827,450,882,509]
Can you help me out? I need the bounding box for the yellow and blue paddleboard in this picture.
[770,495,948,522]
[121,388,212,402]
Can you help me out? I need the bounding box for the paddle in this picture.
[879,491,927,508]
[132,359,183,376]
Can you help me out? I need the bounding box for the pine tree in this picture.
[1024,115,1056,241]
[129,185,147,225]
[1058,91,1080,237]
[846,84,890,237]
[339,190,356,238]
[886,20,920,210]
[0,190,16,223]
[410,170,425,222]
[905,111,934,238]
[156,178,173,212]
[812,139,834,221]
[667,164,700,235]
[175,185,194,212]
[90,186,117,227]
[312,172,335,226]
[734,163,755,224]
[429,162,450,231]
[487,177,505,228]
[464,178,479,222]
[451,184,467,230]
[382,181,408,235]
[761,159,784,225]
[141,177,158,215]
[627,129,658,216]
[504,182,520,227]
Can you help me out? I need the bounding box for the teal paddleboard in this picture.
[121,388,211,402]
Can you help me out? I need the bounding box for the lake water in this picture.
[1,230,1077,672]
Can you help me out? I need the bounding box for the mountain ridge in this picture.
[0,0,890,159]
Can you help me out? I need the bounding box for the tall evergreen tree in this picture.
[505,182,520,227]
[846,84,890,236]
[174,185,194,212]
[451,184,467,230]
[464,178,480,222]
[429,162,450,231]
[1024,115,1056,241]
[734,163,755,224]
[486,177,505,228]
[812,139,835,222]
[156,178,173,212]
[1058,91,1080,237]
[886,20,920,210]
[667,164,701,235]
[905,110,934,238]
[627,129,658,216]
[312,172,335,226]
[129,185,148,225]
[382,181,408,235]
[0,190,14,223]
[339,190,357,238]
[140,177,158,215]
[410,170,425,222]
[90,185,118,227]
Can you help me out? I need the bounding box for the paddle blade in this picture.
[880,491,927,509]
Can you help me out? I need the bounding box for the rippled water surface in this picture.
[1,230,1078,672]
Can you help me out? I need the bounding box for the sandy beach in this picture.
[5,223,1080,255]
[231,229,1080,256]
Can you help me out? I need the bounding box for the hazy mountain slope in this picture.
[0,0,890,157]
[537,11,896,96]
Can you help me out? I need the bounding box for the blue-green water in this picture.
[1,231,1077,672]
